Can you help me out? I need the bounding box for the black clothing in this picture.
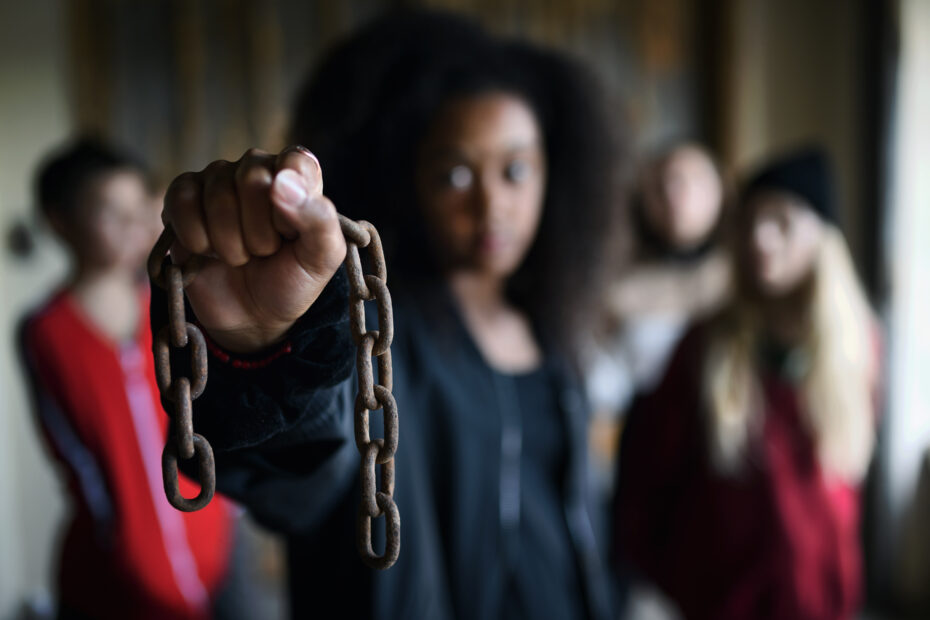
[497,367,587,618]
[152,269,613,619]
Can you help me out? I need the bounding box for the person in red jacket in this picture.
[20,138,235,619]
[614,147,880,620]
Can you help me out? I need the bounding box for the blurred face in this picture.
[71,170,160,272]
[744,190,824,298]
[642,145,723,250]
[416,92,546,280]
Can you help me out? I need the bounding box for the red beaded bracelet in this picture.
[198,325,293,369]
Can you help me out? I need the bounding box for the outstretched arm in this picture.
[153,147,357,534]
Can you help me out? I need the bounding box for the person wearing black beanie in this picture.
[615,144,880,619]
[743,145,838,225]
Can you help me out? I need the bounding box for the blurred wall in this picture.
[0,1,71,616]
[64,0,707,180]
[884,0,930,609]
[717,0,867,265]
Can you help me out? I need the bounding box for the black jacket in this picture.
[152,269,614,619]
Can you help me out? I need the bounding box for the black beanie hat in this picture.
[743,146,837,224]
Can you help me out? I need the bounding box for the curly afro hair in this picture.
[290,9,626,358]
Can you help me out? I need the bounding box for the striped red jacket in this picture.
[21,288,234,619]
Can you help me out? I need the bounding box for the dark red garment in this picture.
[615,325,864,620]
[22,289,234,620]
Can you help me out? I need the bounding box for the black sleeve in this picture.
[150,267,357,535]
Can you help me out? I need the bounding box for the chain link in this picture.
[149,226,214,512]
[340,216,400,570]
[147,214,400,569]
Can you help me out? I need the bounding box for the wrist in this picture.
[204,323,293,354]
[200,327,293,369]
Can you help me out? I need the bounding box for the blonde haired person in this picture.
[614,147,880,620]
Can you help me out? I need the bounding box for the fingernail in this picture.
[295,146,321,170]
[273,169,307,209]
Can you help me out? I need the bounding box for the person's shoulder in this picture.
[22,290,73,343]
[20,290,84,368]
[636,312,718,403]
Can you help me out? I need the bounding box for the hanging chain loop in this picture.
[147,214,400,569]
[149,226,214,512]
[341,217,400,569]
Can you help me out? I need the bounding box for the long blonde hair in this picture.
[704,225,875,482]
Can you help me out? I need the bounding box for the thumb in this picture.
[270,169,346,279]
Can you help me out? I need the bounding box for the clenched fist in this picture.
[162,146,346,353]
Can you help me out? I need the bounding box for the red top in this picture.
[615,324,867,620]
[22,288,233,620]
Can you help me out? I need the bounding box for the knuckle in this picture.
[190,239,211,256]
[203,173,236,205]
[176,223,210,254]
[236,148,266,174]
[165,172,199,205]
[233,160,249,183]
[202,159,232,179]
[236,161,272,188]
[170,170,199,189]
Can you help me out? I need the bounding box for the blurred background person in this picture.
[19,138,237,619]
[586,142,730,496]
[615,146,879,620]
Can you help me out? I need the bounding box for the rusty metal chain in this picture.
[148,227,214,512]
[147,214,400,569]
[340,215,401,570]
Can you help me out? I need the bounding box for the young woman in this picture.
[154,11,622,619]
[21,139,235,619]
[586,143,730,485]
[614,147,879,620]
